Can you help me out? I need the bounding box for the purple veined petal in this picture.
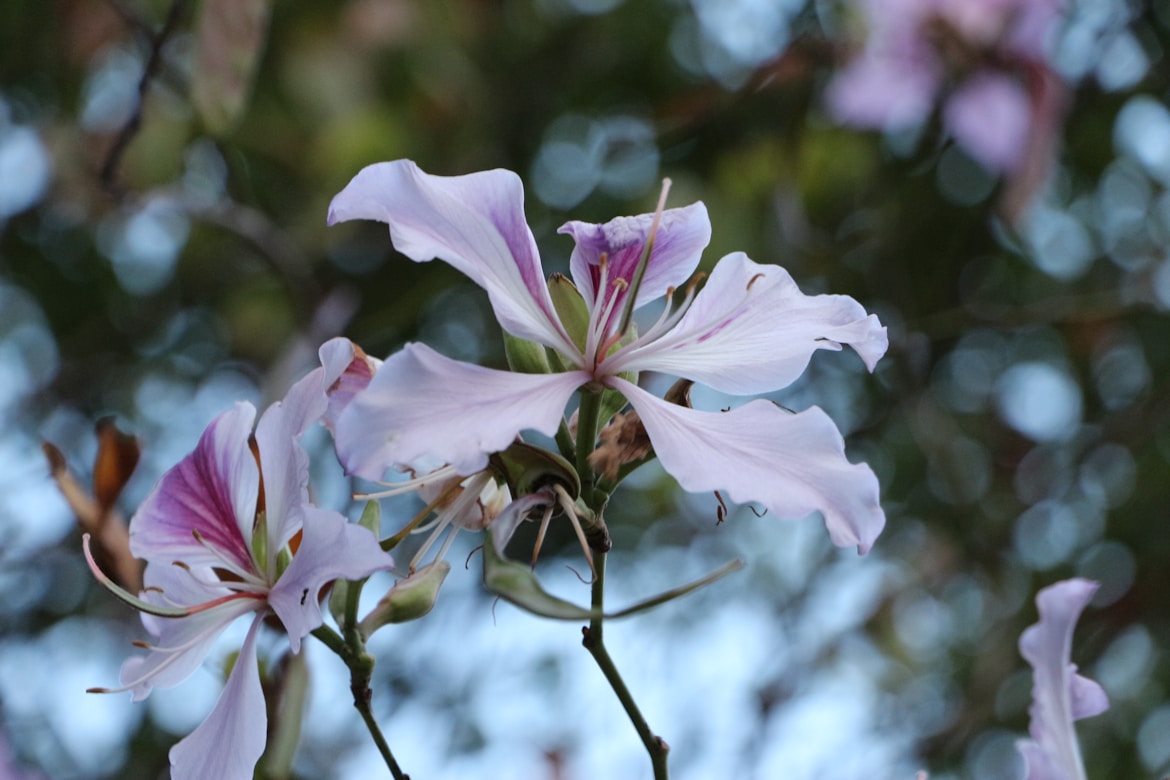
[268,507,394,652]
[608,253,887,395]
[334,342,587,479]
[327,160,574,354]
[318,337,380,432]
[169,615,267,780]
[129,403,259,572]
[119,562,261,701]
[613,379,885,554]
[559,202,711,318]
[944,71,1032,174]
[1017,578,1109,780]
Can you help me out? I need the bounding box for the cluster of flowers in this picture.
[88,160,1105,779]
[826,0,1068,208]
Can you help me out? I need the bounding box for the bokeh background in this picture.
[2,0,1169,778]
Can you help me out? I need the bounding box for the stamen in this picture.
[553,484,595,578]
[91,611,265,695]
[599,277,701,376]
[615,178,672,338]
[356,464,460,500]
[190,529,267,588]
[82,534,189,618]
[530,503,556,568]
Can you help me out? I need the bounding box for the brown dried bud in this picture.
[588,410,652,481]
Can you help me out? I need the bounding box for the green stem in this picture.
[311,625,410,780]
[581,553,670,780]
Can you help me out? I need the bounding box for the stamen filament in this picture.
[554,485,595,577]
[190,529,267,586]
[356,464,461,500]
[615,178,672,338]
[530,503,555,568]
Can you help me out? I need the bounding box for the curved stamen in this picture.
[89,610,264,695]
[190,529,268,588]
[83,534,189,618]
[583,253,614,367]
[171,560,272,596]
[530,502,556,568]
[357,464,461,500]
[553,484,595,577]
[614,178,672,339]
[598,276,703,377]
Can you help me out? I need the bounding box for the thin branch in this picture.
[100,0,191,198]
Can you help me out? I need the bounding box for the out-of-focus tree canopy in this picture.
[2,1,1169,778]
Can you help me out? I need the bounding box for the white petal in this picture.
[614,379,885,553]
[1018,578,1108,780]
[334,342,587,478]
[169,616,267,780]
[268,507,394,652]
[328,160,573,353]
[607,253,887,394]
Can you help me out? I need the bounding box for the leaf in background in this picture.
[192,0,272,135]
[92,417,140,513]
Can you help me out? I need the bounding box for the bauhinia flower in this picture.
[326,160,888,553]
[1017,578,1109,780]
[86,355,394,780]
[319,337,576,568]
[826,0,1066,177]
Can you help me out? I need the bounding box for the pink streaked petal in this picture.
[944,71,1032,174]
[121,563,260,700]
[610,253,887,395]
[169,616,267,780]
[614,380,885,554]
[334,343,587,478]
[129,404,259,572]
[327,160,572,353]
[268,507,394,653]
[1018,578,1108,780]
[319,337,380,432]
[560,202,711,316]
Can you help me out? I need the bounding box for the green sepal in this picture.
[489,441,580,500]
[358,500,381,536]
[251,511,268,573]
[358,561,451,639]
[482,525,746,621]
[482,527,599,620]
[504,332,552,374]
[327,578,352,630]
[548,273,590,354]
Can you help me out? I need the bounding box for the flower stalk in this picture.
[581,552,670,780]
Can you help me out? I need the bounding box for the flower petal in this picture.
[318,337,380,432]
[120,563,260,701]
[559,202,711,317]
[609,253,887,394]
[268,507,394,652]
[1017,578,1108,780]
[328,160,572,353]
[334,342,586,478]
[613,379,885,553]
[944,71,1032,173]
[252,361,333,561]
[169,616,267,780]
[129,403,259,572]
